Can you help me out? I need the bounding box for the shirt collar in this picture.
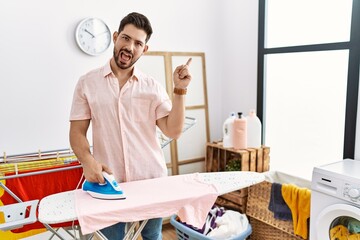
[103,59,141,81]
[103,59,113,77]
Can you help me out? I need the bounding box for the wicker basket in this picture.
[246,180,304,240]
[170,215,252,240]
[249,218,300,240]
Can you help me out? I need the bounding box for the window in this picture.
[258,0,360,179]
[266,0,352,48]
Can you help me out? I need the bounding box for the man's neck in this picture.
[110,58,134,88]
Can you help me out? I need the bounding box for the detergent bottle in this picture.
[246,109,262,148]
[233,112,247,150]
[223,112,236,148]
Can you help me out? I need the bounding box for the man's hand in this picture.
[173,58,192,89]
[82,158,112,184]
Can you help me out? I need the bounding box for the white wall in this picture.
[0,0,259,155]
[221,0,259,123]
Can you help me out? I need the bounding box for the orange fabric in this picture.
[1,163,84,233]
[282,183,311,239]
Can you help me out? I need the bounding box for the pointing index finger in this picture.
[185,58,192,66]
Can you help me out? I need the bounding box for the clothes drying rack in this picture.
[0,116,196,240]
[0,148,83,239]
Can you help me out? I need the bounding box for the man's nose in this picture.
[126,40,135,52]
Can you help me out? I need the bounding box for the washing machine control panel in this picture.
[343,183,360,203]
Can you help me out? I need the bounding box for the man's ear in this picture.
[143,45,149,54]
[113,32,118,44]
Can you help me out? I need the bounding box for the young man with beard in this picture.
[69,12,192,240]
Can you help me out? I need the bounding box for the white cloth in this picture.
[207,210,249,239]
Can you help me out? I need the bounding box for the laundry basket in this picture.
[246,171,311,240]
[170,215,252,240]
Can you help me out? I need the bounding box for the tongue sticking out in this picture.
[121,52,131,62]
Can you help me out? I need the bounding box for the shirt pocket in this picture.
[132,98,151,122]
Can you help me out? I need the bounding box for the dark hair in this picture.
[118,12,153,43]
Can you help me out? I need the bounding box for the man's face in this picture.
[113,24,148,70]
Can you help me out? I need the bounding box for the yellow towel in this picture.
[330,224,349,240]
[349,233,360,240]
[329,224,360,240]
[282,183,311,239]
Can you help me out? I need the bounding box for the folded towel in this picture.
[282,184,311,239]
[268,182,292,221]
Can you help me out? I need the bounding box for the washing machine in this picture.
[310,159,360,240]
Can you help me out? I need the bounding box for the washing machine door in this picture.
[315,203,360,240]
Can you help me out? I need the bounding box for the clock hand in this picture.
[84,29,95,38]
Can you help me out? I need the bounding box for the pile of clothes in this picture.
[180,205,250,239]
[329,216,360,240]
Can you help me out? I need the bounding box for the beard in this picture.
[113,47,140,70]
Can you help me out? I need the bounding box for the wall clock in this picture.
[75,17,112,56]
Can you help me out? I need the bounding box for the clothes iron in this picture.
[82,172,126,200]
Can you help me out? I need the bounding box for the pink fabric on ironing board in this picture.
[74,173,218,234]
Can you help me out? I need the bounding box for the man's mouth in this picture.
[120,51,132,62]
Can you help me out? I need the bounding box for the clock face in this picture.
[75,18,112,56]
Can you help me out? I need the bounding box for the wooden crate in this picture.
[206,142,270,213]
[215,188,248,213]
[205,142,270,173]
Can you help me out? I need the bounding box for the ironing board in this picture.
[38,171,265,239]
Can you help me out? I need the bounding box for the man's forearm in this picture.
[70,133,94,164]
[159,57,192,139]
[69,121,94,165]
[166,94,186,139]
[69,128,106,182]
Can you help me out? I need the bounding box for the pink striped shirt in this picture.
[70,60,172,182]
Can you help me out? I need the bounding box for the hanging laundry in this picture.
[282,183,311,239]
[268,182,292,221]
